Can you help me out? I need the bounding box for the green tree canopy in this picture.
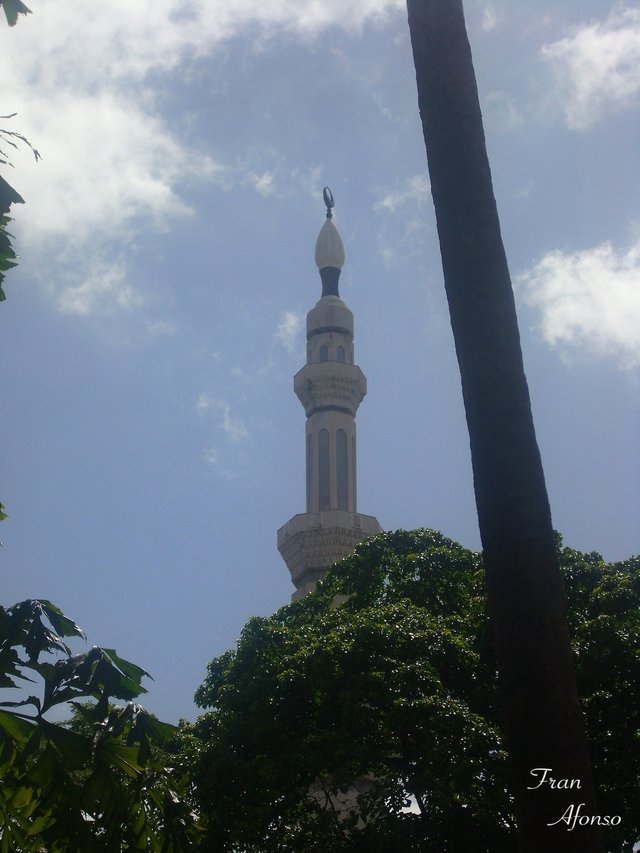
[186,530,640,852]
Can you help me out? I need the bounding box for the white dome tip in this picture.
[315,218,345,270]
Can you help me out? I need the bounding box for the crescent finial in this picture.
[323,186,335,219]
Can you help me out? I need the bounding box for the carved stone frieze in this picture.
[294,362,366,417]
[278,511,382,588]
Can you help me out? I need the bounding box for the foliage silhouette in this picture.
[0,598,203,851]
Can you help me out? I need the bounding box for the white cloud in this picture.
[541,7,640,129]
[230,355,278,386]
[374,175,431,268]
[374,174,431,214]
[485,91,524,129]
[14,93,222,248]
[202,446,238,480]
[244,171,277,197]
[3,0,403,315]
[197,392,255,478]
[196,394,250,443]
[290,165,325,201]
[145,318,177,339]
[379,246,394,269]
[518,239,640,369]
[481,4,505,34]
[275,310,303,352]
[515,180,536,203]
[56,259,142,316]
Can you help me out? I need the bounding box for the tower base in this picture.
[277,510,382,599]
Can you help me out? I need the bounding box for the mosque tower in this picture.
[278,189,382,599]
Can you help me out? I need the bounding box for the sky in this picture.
[1,0,639,724]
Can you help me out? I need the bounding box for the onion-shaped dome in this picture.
[315,218,345,271]
[315,214,344,297]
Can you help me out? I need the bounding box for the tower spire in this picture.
[277,191,381,599]
[315,187,345,298]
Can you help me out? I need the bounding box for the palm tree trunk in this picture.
[406,2,600,849]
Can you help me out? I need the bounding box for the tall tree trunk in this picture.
[406,2,600,850]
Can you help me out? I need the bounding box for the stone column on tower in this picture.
[278,189,381,599]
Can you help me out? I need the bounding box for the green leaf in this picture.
[41,719,92,769]
[129,705,177,746]
[1,0,33,28]
[100,739,144,778]
[0,646,24,688]
[69,695,109,725]
[0,175,24,212]
[81,647,150,701]
[0,708,35,742]
[100,648,151,687]
[24,743,58,789]
[9,785,34,810]
[25,813,54,837]
[37,600,85,641]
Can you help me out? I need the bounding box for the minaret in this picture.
[278,189,381,599]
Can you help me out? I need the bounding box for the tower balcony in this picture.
[294,361,367,418]
[277,510,382,599]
